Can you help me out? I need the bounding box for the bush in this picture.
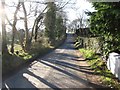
[79,48,95,59]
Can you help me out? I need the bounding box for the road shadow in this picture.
[54,52,87,62]
[48,51,116,79]
[38,59,109,89]
[41,58,92,71]
[2,73,37,89]
[23,70,60,89]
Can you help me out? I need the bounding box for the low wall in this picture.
[76,36,101,53]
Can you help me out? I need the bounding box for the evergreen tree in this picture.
[55,15,64,40]
[44,2,56,45]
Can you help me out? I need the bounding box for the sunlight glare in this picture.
[0,1,3,33]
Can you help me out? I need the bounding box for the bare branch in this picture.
[56,0,76,11]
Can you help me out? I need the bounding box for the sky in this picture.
[0,0,95,32]
[65,0,95,22]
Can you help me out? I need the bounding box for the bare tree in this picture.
[21,2,30,50]
[30,6,47,43]
[5,14,25,50]
[10,1,21,53]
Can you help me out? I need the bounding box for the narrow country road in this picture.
[3,34,105,89]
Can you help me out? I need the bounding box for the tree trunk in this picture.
[10,2,21,53]
[30,6,47,44]
[34,17,43,42]
[21,2,29,51]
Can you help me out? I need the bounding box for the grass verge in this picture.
[79,48,120,89]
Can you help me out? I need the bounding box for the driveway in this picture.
[3,34,104,89]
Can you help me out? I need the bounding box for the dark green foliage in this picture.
[44,2,66,45]
[89,2,120,56]
[55,15,65,40]
[45,2,56,45]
